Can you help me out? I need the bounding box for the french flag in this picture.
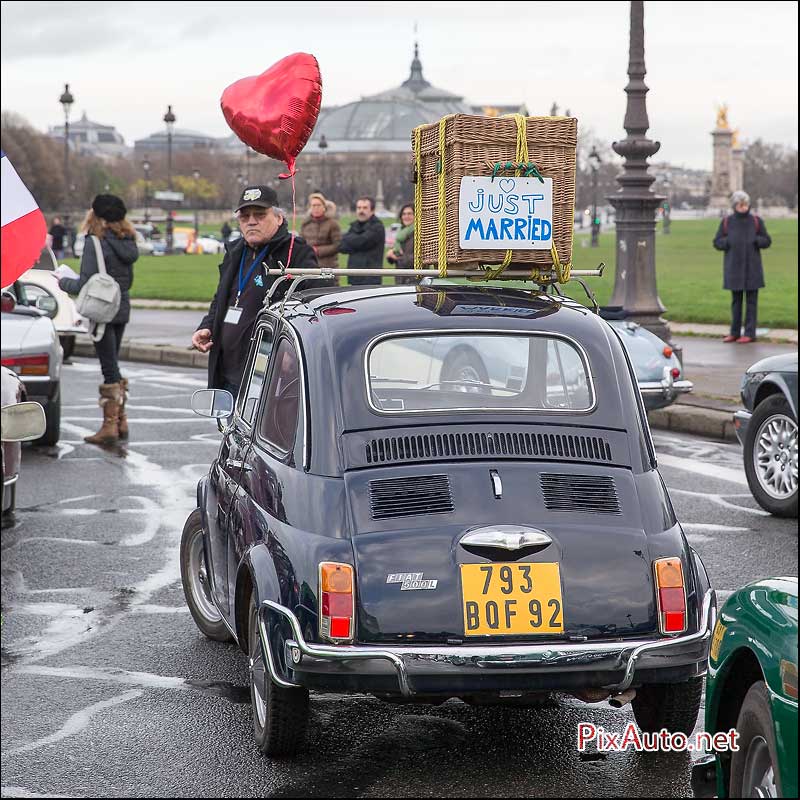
[1,150,48,288]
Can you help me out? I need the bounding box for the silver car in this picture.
[1,283,63,446]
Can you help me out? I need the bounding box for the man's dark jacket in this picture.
[197,223,318,389]
[339,214,386,268]
[713,212,772,291]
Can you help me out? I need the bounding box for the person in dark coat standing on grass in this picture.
[713,190,772,343]
[339,196,386,285]
[56,195,139,445]
[192,185,321,393]
[49,216,67,259]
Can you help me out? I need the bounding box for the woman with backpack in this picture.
[713,190,772,343]
[57,194,139,444]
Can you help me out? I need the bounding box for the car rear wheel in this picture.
[36,391,61,447]
[730,681,782,798]
[248,594,309,757]
[631,676,703,735]
[744,394,798,518]
[179,509,232,642]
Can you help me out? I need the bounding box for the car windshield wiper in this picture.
[418,380,523,395]
[369,377,419,385]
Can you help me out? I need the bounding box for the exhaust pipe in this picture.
[609,688,637,708]
[570,688,610,703]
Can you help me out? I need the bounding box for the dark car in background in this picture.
[734,353,798,518]
[182,283,715,757]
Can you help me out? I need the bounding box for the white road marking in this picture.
[131,604,190,614]
[5,536,99,547]
[682,523,750,532]
[3,690,143,757]
[1,787,83,798]
[118,496,160,547]
[64,417,203,424]
[658,453,748,486]
[62,404,195,415]
[58,439,217,447]
[14,665,188,691]
[671,488,771,516]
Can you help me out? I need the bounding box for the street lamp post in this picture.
[319,134,328,193]
[607,0,670,344]
[142,156,151,224]
[662,173,671,234]
[59,83,74,240]
[192,168,201,237]
[163,105,176,254]
[589,145,602,247]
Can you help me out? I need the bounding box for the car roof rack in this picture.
[265,263,605,314]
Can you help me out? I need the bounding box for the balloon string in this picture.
[286,171,297,269]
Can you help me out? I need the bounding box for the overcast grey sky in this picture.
[1,0,797,170]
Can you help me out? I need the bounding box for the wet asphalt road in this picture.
[1,358,797,799]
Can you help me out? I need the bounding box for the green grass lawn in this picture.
[65,218,798,326]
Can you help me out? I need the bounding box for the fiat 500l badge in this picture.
[386,572,438,590]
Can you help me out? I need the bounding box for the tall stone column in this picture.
[731,144,745,193]
[709,125,734,211]
[608,1,671,344]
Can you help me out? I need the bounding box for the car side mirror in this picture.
[191,389,234,418]
[1,401,47,442]
[35,294,58,317]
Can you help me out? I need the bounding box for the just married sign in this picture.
[458,176,554,250]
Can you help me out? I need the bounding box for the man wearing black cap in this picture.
[192,185,319,393]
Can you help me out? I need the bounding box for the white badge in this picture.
[224,306,243,325]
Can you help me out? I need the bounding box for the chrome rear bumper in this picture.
[258,591,716,698]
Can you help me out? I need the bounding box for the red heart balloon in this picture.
[221,53,322,177]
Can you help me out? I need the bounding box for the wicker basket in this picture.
[413,114,577,273]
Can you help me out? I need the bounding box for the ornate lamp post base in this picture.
[608,0,672,346]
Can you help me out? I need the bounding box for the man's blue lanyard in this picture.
[236,244,270,306]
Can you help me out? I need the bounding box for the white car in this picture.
[18,247,88,360]
[1,283,63,446]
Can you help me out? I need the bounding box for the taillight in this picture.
[319,562,354,643]
[654,557,686,634]
[663,346,673,358]
[1,354,49,376]
[671,367,681,379]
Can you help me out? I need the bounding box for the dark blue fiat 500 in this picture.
[181,283,716,757]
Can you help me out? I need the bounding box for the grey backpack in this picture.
[76,235,121,341]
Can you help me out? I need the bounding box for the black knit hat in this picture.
[92,194,127,222]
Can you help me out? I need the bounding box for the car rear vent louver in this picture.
[365,431,612,465]
[369,475,455,520]
[540,474,621,514]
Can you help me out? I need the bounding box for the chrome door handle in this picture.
[225,459,252,472]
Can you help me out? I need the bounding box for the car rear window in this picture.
[367,333,594,413]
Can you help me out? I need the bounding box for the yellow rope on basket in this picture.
[483,114,529,280]
[436,117,449,277]
[413,127,423,272]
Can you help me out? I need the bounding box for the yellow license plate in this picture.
[460,562,564,636]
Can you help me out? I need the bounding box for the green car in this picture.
[693,578,798,798]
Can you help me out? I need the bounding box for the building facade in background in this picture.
[48,111,128,160]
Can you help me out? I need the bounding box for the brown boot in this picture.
[84,383,121,445]
[117,377,129,440]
